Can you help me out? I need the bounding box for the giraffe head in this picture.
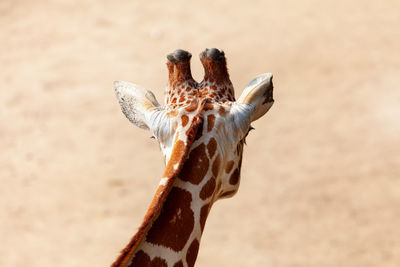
[113,48,273,266]
[115,48,273,200]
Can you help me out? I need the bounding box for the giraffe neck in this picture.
[114,117,224,267]
[128,177,213,267]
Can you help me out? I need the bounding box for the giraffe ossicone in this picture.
[112,48,274,267]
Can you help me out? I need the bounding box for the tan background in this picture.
[1,0,400,266]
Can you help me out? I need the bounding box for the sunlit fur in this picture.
[113,48,274,267]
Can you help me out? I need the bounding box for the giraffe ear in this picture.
[237,73,274,122]
[114,81,161,130]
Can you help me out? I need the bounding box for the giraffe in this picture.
[112,48,274,267]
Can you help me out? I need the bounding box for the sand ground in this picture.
[1,0,400,266]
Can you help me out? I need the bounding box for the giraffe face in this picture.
[115,48,274,201]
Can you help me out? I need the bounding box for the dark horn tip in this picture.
[200,48,225,61]
[167,49,192,63]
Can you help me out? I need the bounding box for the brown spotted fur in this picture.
[112,48,263,267]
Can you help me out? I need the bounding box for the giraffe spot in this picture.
[185,100,198,112]
[128,250,167,267]
[180,143,209,185]
[186,239,200,267]
[210,85,217,90]
[219,189,237,198]
[212,154,220,177]
[146,187,194,252]
[181,115,189,127]
[172,98,177,103]
[218,106,227,117]
[200,204,210,232]
[225,160,234,174]
[229,168,240,185]
[207,137,217,158]
[163,140,185,178]
[200,177,216,200]
[179,96,185,103]
[173,261,184,267]
[186,116,201,141]
[207,114,216,132]
[194,120,204,141]
[204,103,214,111]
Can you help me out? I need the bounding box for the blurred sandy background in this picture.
[1,0,400,266]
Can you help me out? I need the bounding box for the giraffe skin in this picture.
[113,48,274,267]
